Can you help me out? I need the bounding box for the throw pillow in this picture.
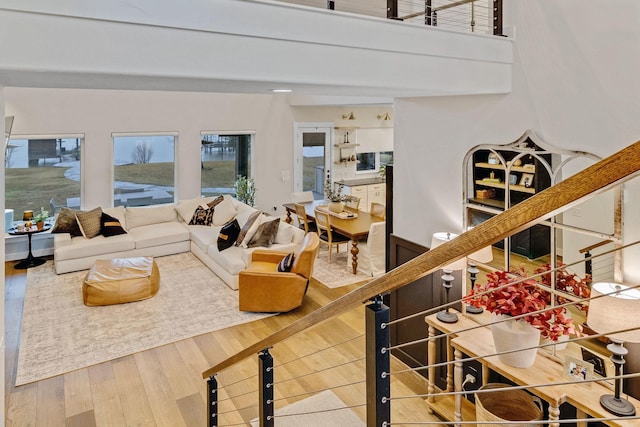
[189,205,214,226]
[274,222,294,244]
[176,196,210,223]
[100,212,127,237]
[277,252,295,272]
[235,211,262,248]
[76,207,103,239]
[207,194,225,209]
[247,217,281,248]
[51,207,83,236]
[212,196,238,226]
[217,219,241,251]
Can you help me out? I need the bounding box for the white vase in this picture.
[540,334,569,352]
[328,201,344,213]
[490,314,541,368]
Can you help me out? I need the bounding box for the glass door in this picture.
[293,123,332,200]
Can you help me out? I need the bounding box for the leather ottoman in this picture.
[83,257,160,306]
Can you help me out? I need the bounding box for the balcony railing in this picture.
[275,0,503,35]
[202,139,640,426]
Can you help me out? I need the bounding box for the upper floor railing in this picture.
[276,0,503,35]
[203,139,640,425]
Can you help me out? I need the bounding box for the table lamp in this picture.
[431,232,466,323]
[587,282,640,417]
[465,245,493,314]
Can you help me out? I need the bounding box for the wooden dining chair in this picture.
[294,203,316,234]
[314,208,350,263]
[344,195,361,210]
[370,202,386,219]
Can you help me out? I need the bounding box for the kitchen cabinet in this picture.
[341,179,386,212]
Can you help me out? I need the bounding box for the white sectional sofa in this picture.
[53,196,304,290]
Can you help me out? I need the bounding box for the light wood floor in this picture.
[4,260,442,426]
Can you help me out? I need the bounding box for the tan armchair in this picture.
[238,233,320,312]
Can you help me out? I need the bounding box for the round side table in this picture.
[7,224,52,269]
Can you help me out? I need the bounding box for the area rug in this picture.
[250,389,364,427]
[16,252,273,386]
[312,246,371,289]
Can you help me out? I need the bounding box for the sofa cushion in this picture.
[217,219,241,251]
[128,222,189,250]
[126,204,178,230]
[207,244,247,275]
[100,212,127,237]
[277,252,295,272]
[188,225,221,253]
[55,234,135,259]
[207,195,225,209]
[247,217,280,248]
[103,206,127,230]
[189,205,214,226]
[236,211,262,248]
[176,196,214,223]
[212,196,238,226]
[274,221,294,244]
[51,207,83,236]
[76,207,103,239]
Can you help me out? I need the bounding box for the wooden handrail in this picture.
[203,140,640,379]
[579,239,613,254]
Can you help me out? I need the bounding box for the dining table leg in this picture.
[350,240,359,274]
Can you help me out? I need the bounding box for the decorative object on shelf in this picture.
[344,131,350,143]
[475,189,495,199]
[465,269,577,368]
[431,232,466,323]
[519,173,534,188]
[234,175,256,207]
[509,174,518,185]
[487,152,500,165]
[377,113,391,121]
[34,207,49,230]
[341,112,355,120]
[587,282,640,417]
[465,244,493,315]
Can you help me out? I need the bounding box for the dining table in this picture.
[283,200,384,274]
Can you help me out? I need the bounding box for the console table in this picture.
[425,310,640,427]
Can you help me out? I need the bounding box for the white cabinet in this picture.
[368,184,386,208]
[342,183,385,212]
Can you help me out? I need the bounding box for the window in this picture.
[356,152,377,173]
[113,134,175,207]
[201,133,252,197]
[5,137,82,221]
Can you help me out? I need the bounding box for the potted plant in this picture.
[324,172,345,213]
[533,263,591,313]
[465,269,577,368]
[235,175,256,207]
[34,207,49,230]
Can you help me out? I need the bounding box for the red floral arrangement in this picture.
[534,263,591,312]
[464,270,576,341]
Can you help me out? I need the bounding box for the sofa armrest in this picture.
[250,249,290,264]
[53,233,72,248]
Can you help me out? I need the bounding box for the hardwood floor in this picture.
[4,260,441,426]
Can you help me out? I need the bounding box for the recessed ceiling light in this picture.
[271,89,292,93]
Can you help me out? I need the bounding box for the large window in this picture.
[5,137,82,221]
[113,134,175,207]
[201,133,252,197]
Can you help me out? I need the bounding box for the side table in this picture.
[7,224,52,269]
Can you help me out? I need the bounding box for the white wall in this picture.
[5,88,299,214]
[393,1,640,281]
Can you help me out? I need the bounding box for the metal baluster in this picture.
[207,375,218,427]
[366,296,390,427]
[259,348,274,427]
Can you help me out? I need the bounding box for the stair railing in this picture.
[203,140,640,425]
